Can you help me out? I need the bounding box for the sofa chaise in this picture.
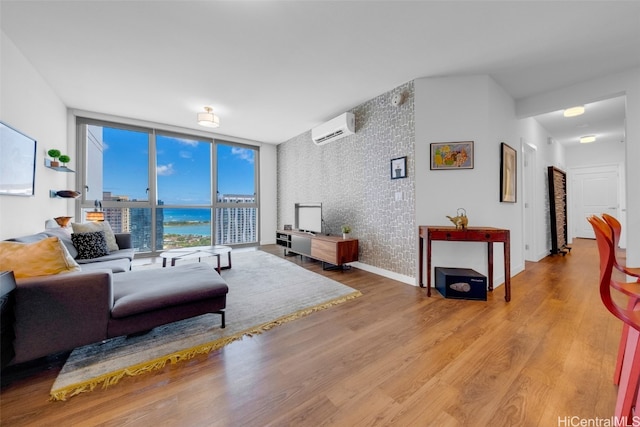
[2,228,228,366]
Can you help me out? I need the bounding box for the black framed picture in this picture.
[391,156,407,179]
[0,122,37,197]
[500,142,517,203]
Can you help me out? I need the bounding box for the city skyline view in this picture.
[88,124,259,250]
[102,126,256,205]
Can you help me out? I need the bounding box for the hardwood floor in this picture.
[0,238,623,426]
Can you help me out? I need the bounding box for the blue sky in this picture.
[102,127,255,205]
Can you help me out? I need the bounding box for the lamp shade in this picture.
[197,107,220,128]
[86,211,105,222]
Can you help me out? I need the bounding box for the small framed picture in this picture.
[430,141,474,170]
[391,156,407,179]
[500,142,517,203]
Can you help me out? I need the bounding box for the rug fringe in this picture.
[50,290,362,401]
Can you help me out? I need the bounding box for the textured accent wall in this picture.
[277,81,415,277]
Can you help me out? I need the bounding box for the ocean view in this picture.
[162,208,211,236]
[164,223,211,236]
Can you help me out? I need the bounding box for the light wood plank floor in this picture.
[0,238,623,426]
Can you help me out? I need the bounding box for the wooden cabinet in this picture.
[276,230,358,267]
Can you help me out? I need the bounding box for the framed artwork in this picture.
[500,142,517,203]
[430,141,474,170]
[391,156,407,179]
[0,122,37,197]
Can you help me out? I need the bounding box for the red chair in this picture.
[601,213,640,279]
[588,216,640,421]
[598,215,640,387]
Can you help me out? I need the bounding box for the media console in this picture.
[276,230,359,268]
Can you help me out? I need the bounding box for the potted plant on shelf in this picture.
[58,154,71,167]
[47,149,62,167]
[341,225,352,239]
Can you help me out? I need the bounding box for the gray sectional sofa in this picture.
[4,228,228,365]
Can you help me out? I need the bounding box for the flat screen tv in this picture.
[0,122,37,197]
[295,202,322,235]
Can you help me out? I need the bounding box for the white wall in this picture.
[415,75,523,288]
[0,31,72,240]
[259,143,277,245]
[517,117,567,260]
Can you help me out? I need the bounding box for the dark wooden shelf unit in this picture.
[548,166,571,255]
[276,230,358,268]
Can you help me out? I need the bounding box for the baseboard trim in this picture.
[348,262,416,286]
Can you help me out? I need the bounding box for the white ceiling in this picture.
[1,1,639,145]
[535,96,627,147]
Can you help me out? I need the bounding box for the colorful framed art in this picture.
[430,141,474,170]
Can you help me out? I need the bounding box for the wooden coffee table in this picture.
[160,245,232,273]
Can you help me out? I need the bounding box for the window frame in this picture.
[75,117,260,255]
[214,140,260,247]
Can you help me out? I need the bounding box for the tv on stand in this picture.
[295,202,322,235]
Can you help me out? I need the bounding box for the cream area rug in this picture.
[50,250,361,401]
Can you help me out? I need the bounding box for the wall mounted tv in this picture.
[0,122,37,197]
[295,202,323,235]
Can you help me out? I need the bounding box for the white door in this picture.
[570,165,620,239]
[523,143,536,261]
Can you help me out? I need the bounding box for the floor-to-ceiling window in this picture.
[155,132,213,250]
[76,118,259,254]
[215,142,258,244]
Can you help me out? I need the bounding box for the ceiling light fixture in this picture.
[563,106,585,117]
[197,106,220,128]
[580,135,596,144]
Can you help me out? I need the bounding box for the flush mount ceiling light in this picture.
[580,135,596,144]
[563,106,585,117]
[197,106,220,128]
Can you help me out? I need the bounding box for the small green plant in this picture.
[58,154,71,165]
[341,225,351,234]
[47,149,61,160]
[47,149,62,166]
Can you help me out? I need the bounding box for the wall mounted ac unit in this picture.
[311,112,355,146]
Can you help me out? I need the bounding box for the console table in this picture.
[418,226,511,302]
[276,230,358,268]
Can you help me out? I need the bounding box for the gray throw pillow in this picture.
[44,228,78,259]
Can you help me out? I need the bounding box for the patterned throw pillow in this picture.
[71,231,109,259]
[71,221,119,252]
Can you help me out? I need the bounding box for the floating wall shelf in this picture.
[45,159,74,173]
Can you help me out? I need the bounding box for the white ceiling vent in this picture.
[311,112,355,146]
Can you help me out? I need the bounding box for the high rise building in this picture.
[216,194,256,244]
[102,191,129,233]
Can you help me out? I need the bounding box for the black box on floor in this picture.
[435,267,487,301]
